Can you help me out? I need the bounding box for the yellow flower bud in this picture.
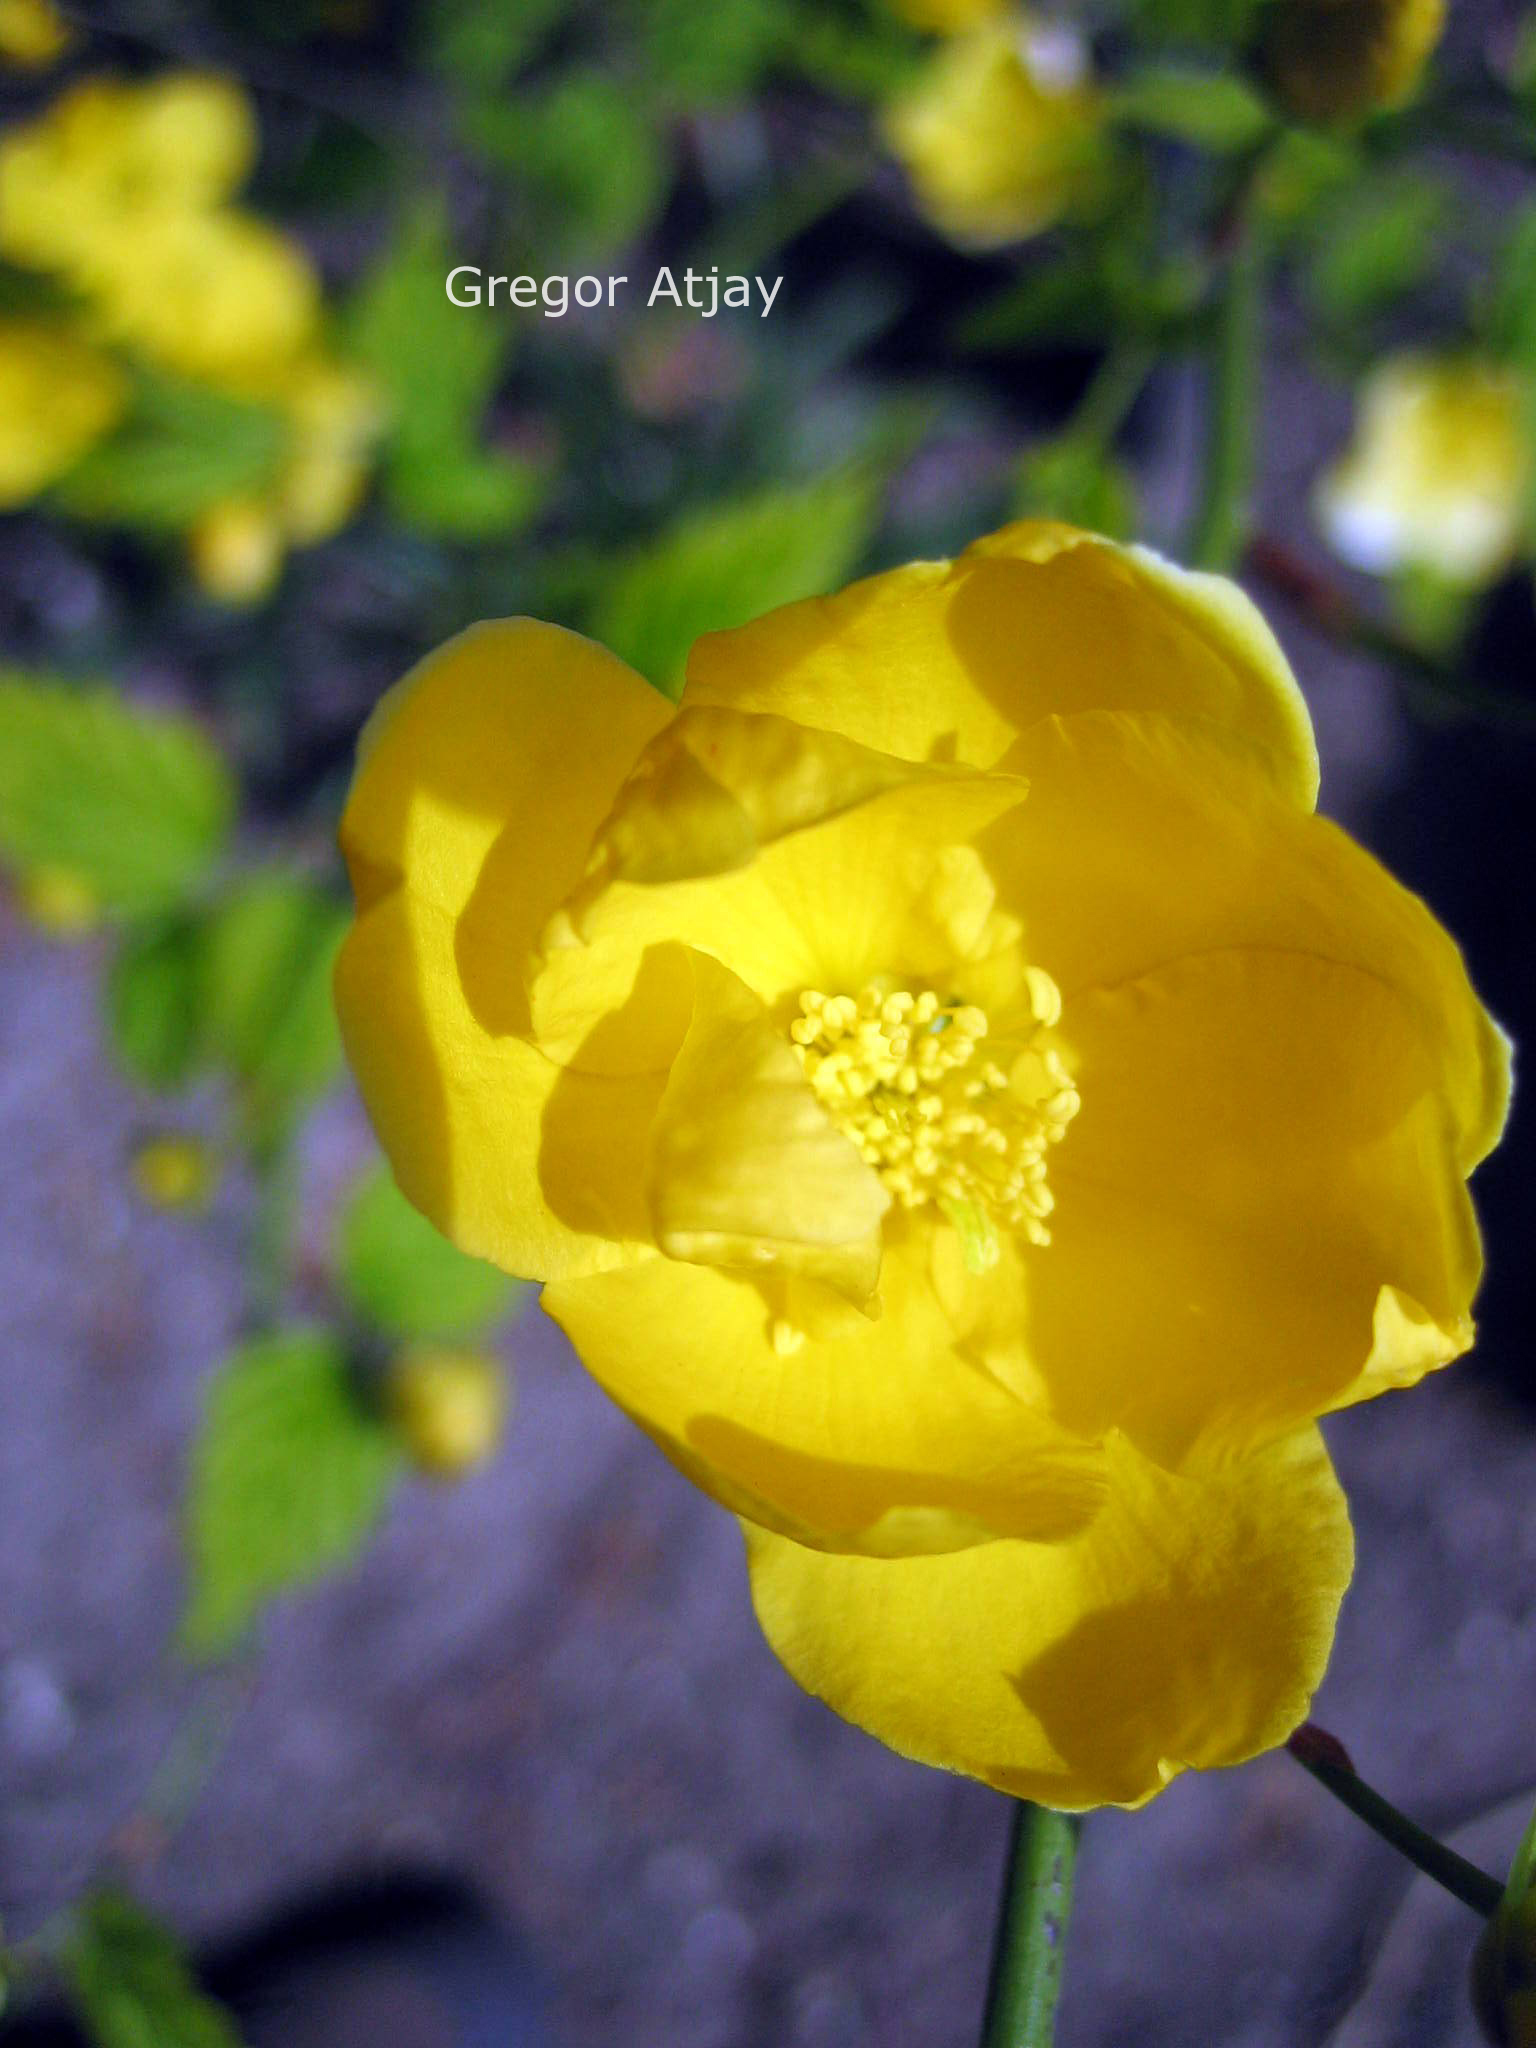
[887,0,1008,32]
[884,16,1102,248]
[0,0,72,69]
[1259,0,1445,125]
[1316,355,1529,589]
[131,1134,218,1211]
[16,863,100,936]
[189,498,285,604]
[386,1347,509,1479]
[0,318,125,508]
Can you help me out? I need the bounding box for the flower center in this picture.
[788,975,1079,1271]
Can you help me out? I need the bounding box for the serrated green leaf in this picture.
[589,472,880,695]
[1112,66,1273,152]
[338,1167,525,1341]
[107,918,204,1091]
[346,202,535,536]
[64,1891,244,2048]
[0,677,233,917]
[51,374,286,530]
[183,1328,400,1656]
[198,874,347,1132]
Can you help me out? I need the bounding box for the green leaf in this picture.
[0,677,233,917]
[346,203,538,537]
[51,374,286,530]
[1489,202,1536,364]
[182,1328,400,1656]
[589,472,881,695]
[1016,437,1137,541]
[107,918,203,1091]
[63,1891,244,2048]
[1306,175,1451,327]
[338,1167,525,1340]
[1112,66,1273,152]
[1128,0,1266,50]
[198,874,347,1133]
[466,75,669,261]
[640,0,792,106]
[428,0,570,86]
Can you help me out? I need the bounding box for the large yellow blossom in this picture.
[334,520,1508,1810]
[1317,355,1529,589]
[883,17,1102,248]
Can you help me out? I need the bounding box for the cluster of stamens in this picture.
[788,978,1079,1253]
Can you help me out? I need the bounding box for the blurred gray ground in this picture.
[4,366,1536,2048]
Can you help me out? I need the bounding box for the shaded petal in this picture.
[336,890,660,1280]
[646,951,889,1306]
[983,710,1509,1175]
[335,619,672,1279]
[743,1425,1352,1809]
[1032,946,1483,1459]
[683,522,1317,804]
[542,1218,1108,1556]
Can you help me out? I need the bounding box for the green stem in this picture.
[1190,220,1264,571]
[1287,1726,1504,1918]
[980,1803,1079,2048]
[1074,343,1154,453]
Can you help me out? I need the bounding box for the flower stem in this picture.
[979,1802,1079,2048]
[1287,1724,1505,1918]
[1190,217,1264,572]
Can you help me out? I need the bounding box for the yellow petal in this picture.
[683,522,1317,805]
[336,619,673,1278]
[530,705,1026,1069]
[542,1216,1108,1556]
[1033,945,1483,1459]
[336,890,661,1280]
[982,711,1508,1173]
[646,951,889,1306]
[742,1425,1352,1809]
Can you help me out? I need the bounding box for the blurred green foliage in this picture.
[62,1894,243,2048]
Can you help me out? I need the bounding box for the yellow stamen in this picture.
[789,976,1079,1260]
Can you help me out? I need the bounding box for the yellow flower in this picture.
[131,1133,218,1211]
[888,0,1009,32]
[334,519,1508,1809]
[0,73,255,275]
[16,862,100,936]
[272,359,382,544]
[1259,0,1445,124]
[883,16,1102,248]
[189,497,285,605]
[80,208,318,385]
[1316,355,1529,588]
[0,0,72,69]
[0,318,125,507]
[386,1346,510,1477]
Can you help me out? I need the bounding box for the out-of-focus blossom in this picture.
[386,1346,509,1478]
[884,16,1102,248]
[0,319,126,507]
[335,520,1507,1807]
[131,1134,219,1211]
[14,862,101,936]
[1316,355,1529,588]
[0,0,72,68]
[888,0,1008,33]
[1260,0,1445,124]
[189,497,286,605]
